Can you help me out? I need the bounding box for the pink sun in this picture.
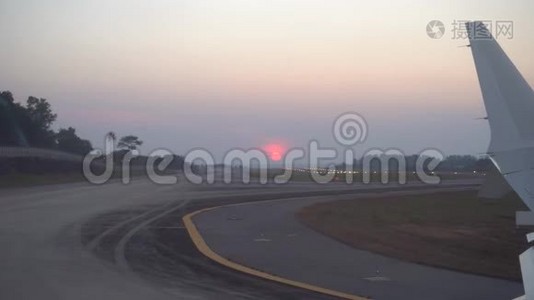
[263,143,285,161]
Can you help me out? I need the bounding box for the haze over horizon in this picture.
[1,0,533,161]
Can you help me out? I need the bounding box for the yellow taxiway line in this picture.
[182,206,369,300]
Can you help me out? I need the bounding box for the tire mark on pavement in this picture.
[114,200,191,272]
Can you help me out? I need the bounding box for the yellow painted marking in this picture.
[183,207,369,300]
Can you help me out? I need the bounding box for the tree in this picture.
[56,127,93,155]
[0,91,14,104]
[14,96,57,147]
[0,92,57,147]
[117,135,143,151]
[26,97,56,130]
[0,91,27,146]
[437,155,478,171]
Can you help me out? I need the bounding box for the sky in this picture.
[1,0,533,162]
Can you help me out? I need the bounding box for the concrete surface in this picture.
[192,187,525,300]
[0,177,502,300]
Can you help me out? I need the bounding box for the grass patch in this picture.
[0,172,86,188]
[297,190,530,281]
[0,168,168,189]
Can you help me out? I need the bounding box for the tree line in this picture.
[0,90,93,155]
[1,90,489,175]
[0,90,145,156]
[0,90,166,175]
[341,154,492,173]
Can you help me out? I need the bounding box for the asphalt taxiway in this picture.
[0,178,522,299]
[189,187,524,300]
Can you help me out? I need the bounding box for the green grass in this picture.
[0,172,87,188]
[297,190,530,281]
[0,168,166,189]
[250,169,486,183]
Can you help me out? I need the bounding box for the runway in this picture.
[0,177,520,299]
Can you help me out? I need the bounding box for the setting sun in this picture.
[263,143,285,161]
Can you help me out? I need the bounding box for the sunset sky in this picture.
[1,0,533,161]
